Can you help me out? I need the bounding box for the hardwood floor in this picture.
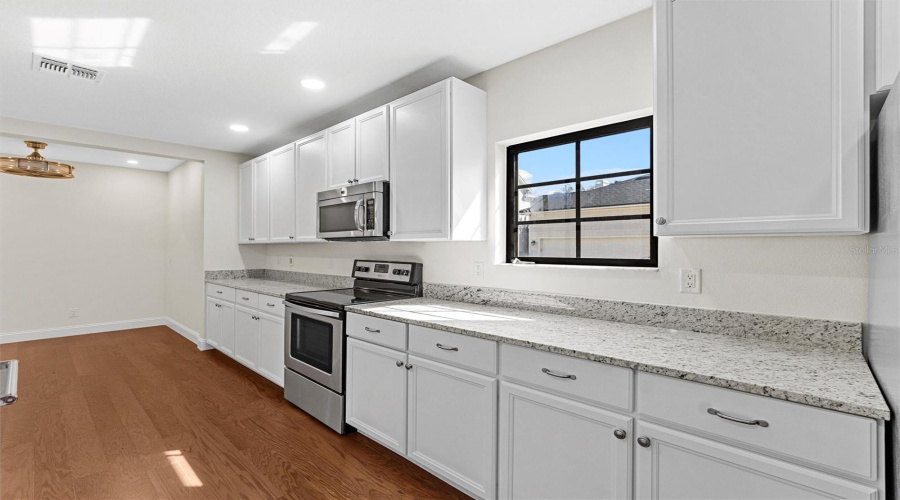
[0,327,469,499]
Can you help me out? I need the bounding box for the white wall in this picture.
[0,161,168,332]
[263,9,869,323]
[166,160,204,334]
[0,117,265,271]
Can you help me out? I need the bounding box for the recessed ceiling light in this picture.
[229,124,250,132]
[301,78,325,90]
[126,159,139,165]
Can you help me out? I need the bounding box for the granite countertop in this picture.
[346,297,891,420]
[205,277,338,297]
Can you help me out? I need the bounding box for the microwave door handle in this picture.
[354,199,365,231]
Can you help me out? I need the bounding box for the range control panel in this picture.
[352,260,423,284]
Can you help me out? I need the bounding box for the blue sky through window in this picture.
[517,128,650,197]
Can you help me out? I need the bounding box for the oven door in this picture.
[283,303,344,393]
[316,192,385,240]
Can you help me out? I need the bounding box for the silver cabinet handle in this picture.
[637,436,651,448]
[216,291,223,294]
[348,179,353,184]
[655,217,667,225]
[542,368,576,380]
[364,327,380,333]
[266,303,275,307]
[405,363,413,370]
[613,429,627,440]
[436,343,458,351]
[707,408,769,427]
[396,361,404,367]
[242,297,249,300]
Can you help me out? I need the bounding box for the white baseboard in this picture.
[0,317,168,344]
[0,317,209,350]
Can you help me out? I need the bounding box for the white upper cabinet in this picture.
[355,105,390,185]
[326,119,357,189]
[238,161,253,243]
[389,78,486,241]
[295,131,328,241]
[251,154,271,242]
[875,0,900,91]
[269,144,296,242]
[654,0,868,236]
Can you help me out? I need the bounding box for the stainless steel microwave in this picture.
[316,181,389,241]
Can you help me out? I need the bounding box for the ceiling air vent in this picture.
[31,53,105,84]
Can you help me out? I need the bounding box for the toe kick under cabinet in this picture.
[344,314,887,500]
[205,284,285,387]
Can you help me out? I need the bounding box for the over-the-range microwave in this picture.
[316,181,389,241]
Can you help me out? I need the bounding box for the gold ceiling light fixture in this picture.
[0,141,75,179]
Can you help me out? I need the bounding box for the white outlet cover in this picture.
[474,261,484,279]
[679,269,701,294]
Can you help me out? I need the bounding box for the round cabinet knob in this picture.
[405,363,413,370]
[655,217,667,225]
[613,429,627,440]
[637,436,651,448]
[395,361,404,367]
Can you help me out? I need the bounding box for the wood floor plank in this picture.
[0,442,34,500]
[0,327,471,500]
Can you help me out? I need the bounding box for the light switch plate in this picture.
[680,269,701,294]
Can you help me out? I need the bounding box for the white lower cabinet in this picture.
[498,382,632,500]
[407,355,497,499]
[204,297,235,357]
[257,313,284,386]
[205,285,284,387]
[634,422,878,500]
[346,338,408,454]
[234,306,259,369]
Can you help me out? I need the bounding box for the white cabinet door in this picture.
[295,131,327,241]
[234,306,259,369]
[406,355,497,500]
[654,0,867,235]
[269,144,295,243]
[218,300,235,357]
[205,298,221,348]
[251,155,271,242]
[390,80,450,240]
[238,161,253,243]
[326,119,356,189]
[498,382,632,500]
[257,313,284,387]
[346,338,408,454]
[355,105,390,184]
[634,422,877,500]
[876,0,900,91]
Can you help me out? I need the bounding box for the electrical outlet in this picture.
[474,262,484,279]
[68,308,78,318]
[288,256,294,267]
[680,269,701,294]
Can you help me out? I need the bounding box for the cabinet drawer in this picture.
[235,290,258,308]
[258,295,285,318]
[408,325,497,374]
[637,372,877,480]
[206,284,235,302]
[347,313,408,351]
[499,344,632,412]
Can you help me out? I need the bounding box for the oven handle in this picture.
[283,301,342,320]
[354,199,365,232]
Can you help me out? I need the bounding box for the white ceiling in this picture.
[0,136,185,172]
[0,0,650,155]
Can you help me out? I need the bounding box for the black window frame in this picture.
[506,116,657,268]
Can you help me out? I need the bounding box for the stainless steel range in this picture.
[282,260,423,433]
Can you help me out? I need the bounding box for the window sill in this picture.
[494,262,659,272]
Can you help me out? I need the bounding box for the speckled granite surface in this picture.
[425,283,862,352]
[205,278,338,298]
[204,269,265,280]
[347,298,890,420]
